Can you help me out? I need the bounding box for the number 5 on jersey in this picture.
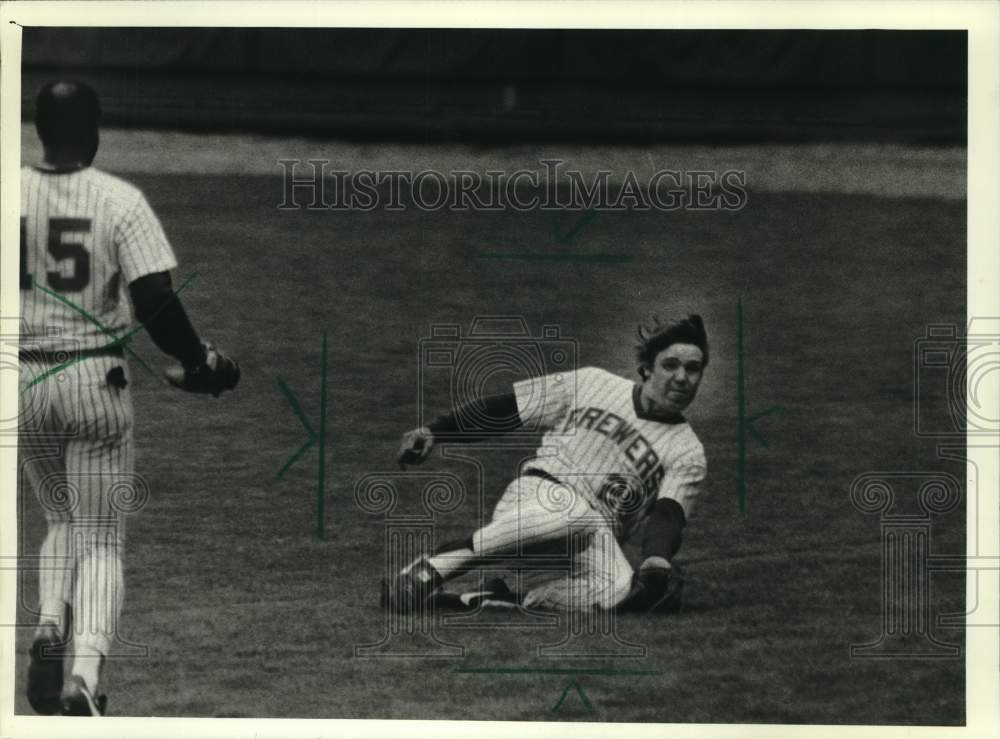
[21,216,92,292]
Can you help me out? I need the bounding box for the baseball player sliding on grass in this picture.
[388,315,708,614]
[19,81,239,716]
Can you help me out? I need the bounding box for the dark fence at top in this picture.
[21,28,967,142]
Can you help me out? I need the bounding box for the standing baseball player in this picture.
[19,80,239,716]
[388,315,708,614]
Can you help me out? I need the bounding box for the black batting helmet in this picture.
[35,80,101,160]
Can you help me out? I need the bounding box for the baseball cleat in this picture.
[59,675,107,716]
[458,577,520,609]
[382,558,443,613]
[430,577,522,610]
[26,624,66,715]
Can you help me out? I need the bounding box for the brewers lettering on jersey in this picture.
[19,81,238,717]
[388,315,708,614]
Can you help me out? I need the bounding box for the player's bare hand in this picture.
[397,426,435,468]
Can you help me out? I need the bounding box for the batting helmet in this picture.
[35,80,101,164]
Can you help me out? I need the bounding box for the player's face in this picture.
[641,343,704,416]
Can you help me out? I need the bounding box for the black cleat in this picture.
[59,676,107,716]
[26,624,66,715]
[382,558,443,614]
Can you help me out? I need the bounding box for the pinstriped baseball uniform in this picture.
[20,165,177,351]
[19,164,176,660]
[473,366,706,609]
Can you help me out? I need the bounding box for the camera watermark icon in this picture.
[849,471,963,659]
[418,316,577,439]
[914,318,1000,438]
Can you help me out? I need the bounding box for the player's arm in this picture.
[641,498,687,565]
[618,456,704,613]
[128,271,239,396]
[398,368,575,467]
[115,191,237,396]
[642,454,704,565]
[397,391,521,467]
[616,500,688,614]
[128,271,204,367]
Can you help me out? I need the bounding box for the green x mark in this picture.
[23,273,199,391]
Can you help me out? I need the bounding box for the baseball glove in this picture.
[165,342,240,397]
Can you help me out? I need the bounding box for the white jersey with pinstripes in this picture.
[513,366,706,540]
[20,166,177,352]
[18,162,177,667]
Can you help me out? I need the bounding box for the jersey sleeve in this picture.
[512,368,579,431]
[115,193,178,284]
[656,447,707,517]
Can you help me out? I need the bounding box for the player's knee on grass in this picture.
[522,568,633,611]
[521,528,633,611]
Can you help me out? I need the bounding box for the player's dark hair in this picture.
[35,80,101,157]
[636,314,709,379]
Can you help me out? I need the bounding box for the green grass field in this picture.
[14,152,967,723]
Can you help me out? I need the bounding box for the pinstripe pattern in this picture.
[19,164,171,680]
[473,475,634,610]
[476,474,602,555]
[19,355,133,655]
[472,367,707,609]
[521,527,632,611]
[20,166,177,352]
[514,367,706,531]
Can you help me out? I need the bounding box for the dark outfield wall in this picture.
[21,28,966,142]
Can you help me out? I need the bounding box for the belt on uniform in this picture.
[19,345,125,363]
